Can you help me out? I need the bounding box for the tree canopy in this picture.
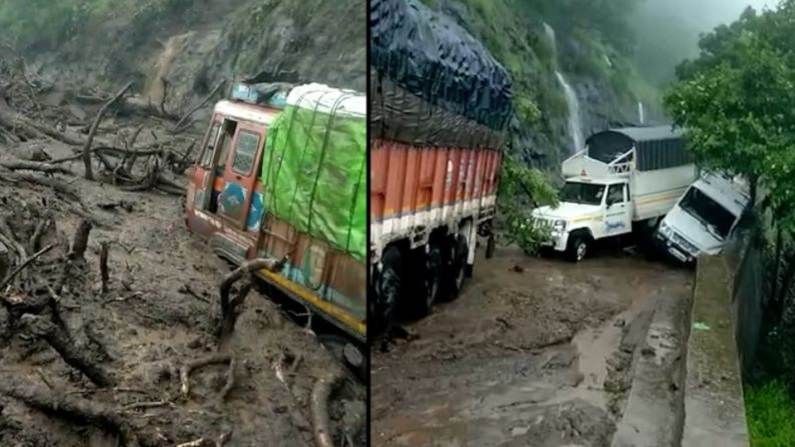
[665,1,795,220]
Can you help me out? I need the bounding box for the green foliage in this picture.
[745,380,795,447]
[665,38,795,191]
[665,3,795,224]
[497,157,559,254]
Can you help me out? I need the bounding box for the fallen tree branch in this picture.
[171,80,226,134]
[0,159,74,176]
[83,81,133,180]
[28,216,52,253]
[0,166,82,203]
[0,218,26,261]
[0,243,54,291]
[121,400,172,412]
[0,106,85,146]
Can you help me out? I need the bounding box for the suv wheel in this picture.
[566,234,589,262]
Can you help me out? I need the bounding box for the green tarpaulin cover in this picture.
[261,85,366,261]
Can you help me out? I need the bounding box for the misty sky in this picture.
[632,0,781,85]
[639,0,779,34]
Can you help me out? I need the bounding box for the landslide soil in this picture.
[371,245,693,447]
[0,85,364,446]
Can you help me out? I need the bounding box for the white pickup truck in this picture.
[655,172,750,264]
[532,126,697,262]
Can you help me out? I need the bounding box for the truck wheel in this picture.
[376,247,402,330]
[566,234,589,263]
[443,235,468,300]
[414,244,442,317]
[485,233,496,259]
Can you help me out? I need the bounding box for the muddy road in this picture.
[371,246,694,447]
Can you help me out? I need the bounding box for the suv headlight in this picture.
[659,221,672,237]
[553,220,567,231]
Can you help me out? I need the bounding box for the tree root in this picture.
[311,369,345,447]
[217,257,288,339]
[178,353,232,400]
[0,376,157,447]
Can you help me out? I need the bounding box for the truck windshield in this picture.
[560,182,605,206]
[679,187,737,240]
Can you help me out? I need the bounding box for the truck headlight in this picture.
[554,220,567,231]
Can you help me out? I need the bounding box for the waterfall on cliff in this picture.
[543,22,557,57]
[555,71,585,154]
[544,22,585,154]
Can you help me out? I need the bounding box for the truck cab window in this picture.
[231,131,260,175]
[607,184,625,205]
[679,187,735,239]
[561,182,605,206]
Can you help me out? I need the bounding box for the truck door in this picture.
[604,183,632,236]
[191,118,221,211]
[194,118,238,213]
[217,123,264,230]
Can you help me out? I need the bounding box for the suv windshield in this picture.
[679,187,737,240]
[560,182,606,206]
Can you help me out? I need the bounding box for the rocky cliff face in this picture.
[16,0,365,114]
[423,0,664,174]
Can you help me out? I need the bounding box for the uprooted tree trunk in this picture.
[69,219,92,260]
[20,313,115,387]
[83,82,133,180]
[216,257,288,340]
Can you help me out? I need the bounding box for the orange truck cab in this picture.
[185,83,366,341]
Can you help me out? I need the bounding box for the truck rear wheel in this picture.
[412,243,442,317]
[443,235,468,300]
[376,246,402,330]
[566,234,589,263]
[485,233,496,259]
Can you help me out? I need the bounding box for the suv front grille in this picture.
[672,231,698,254]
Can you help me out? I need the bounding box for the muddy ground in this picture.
[0,64,364,446]
[371,245,694,447]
